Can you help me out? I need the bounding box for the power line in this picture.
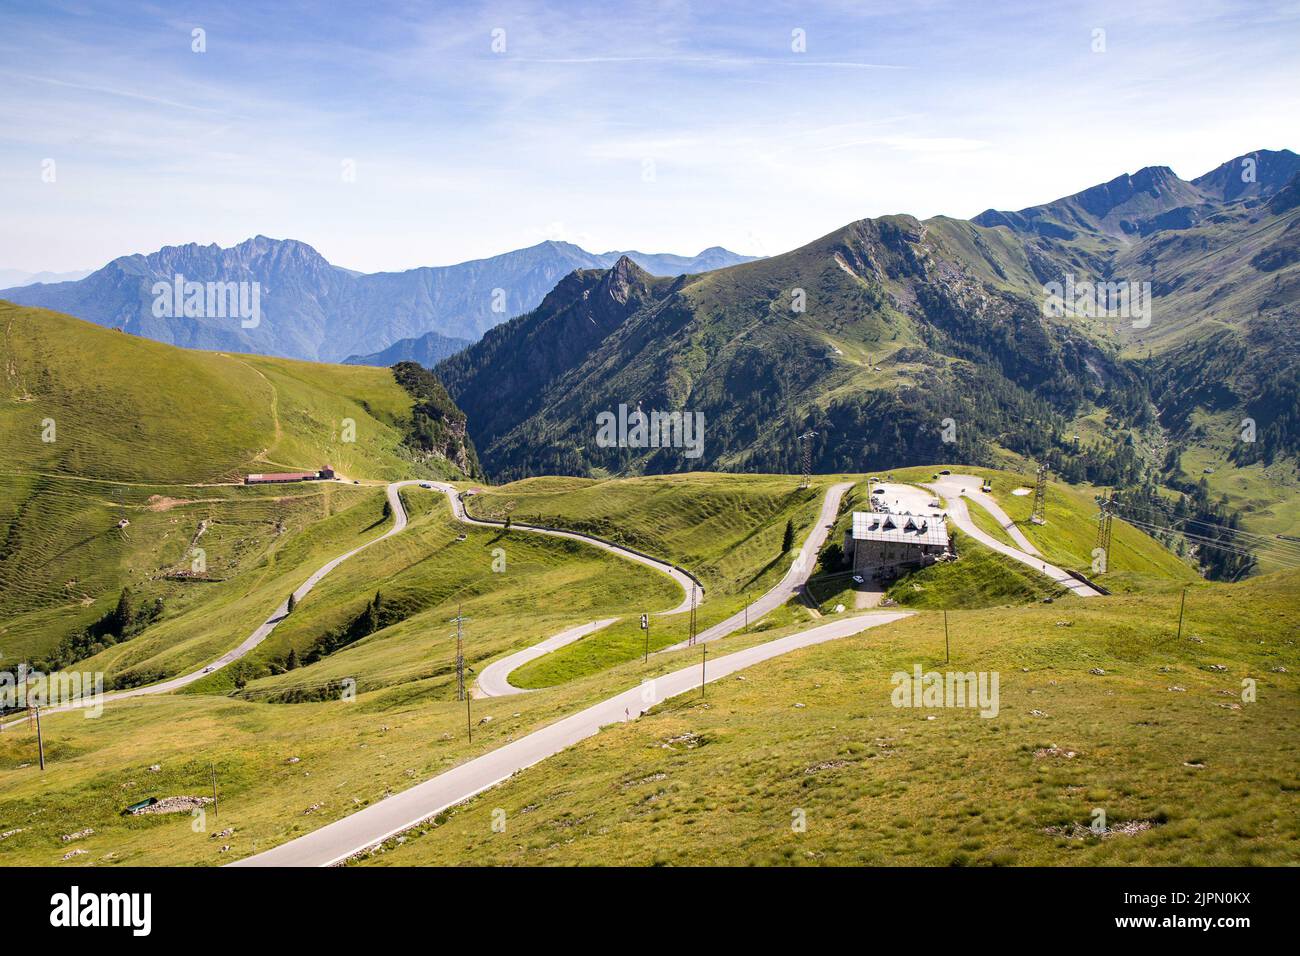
[1110,502,1300,549]
[1119,515,1298,566]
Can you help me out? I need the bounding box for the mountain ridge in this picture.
[0,238,756,363]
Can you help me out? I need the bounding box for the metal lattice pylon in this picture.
[450,606,471,701]
[1096,495,1114,569]
[1030,462,1048,525]
[797,430,818,489]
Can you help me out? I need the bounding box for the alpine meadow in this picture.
[1,0,1296,936]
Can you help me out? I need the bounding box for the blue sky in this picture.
[2,0,1297,273]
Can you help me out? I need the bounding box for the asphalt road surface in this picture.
[664,481,854,650]
[232,608,909,867]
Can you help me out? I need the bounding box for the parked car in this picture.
[419,482,432,489]
[852,574,864,584]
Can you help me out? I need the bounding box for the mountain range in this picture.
[0,267,94,287]
[0,240,755,363]
[435,148,1299,514]
[343,329,474,367]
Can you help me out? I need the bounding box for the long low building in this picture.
[245,466,335,485]
[845,511,950,578]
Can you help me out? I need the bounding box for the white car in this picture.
[419,482,432,489]
[852,574,864,584]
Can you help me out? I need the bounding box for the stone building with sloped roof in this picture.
[844,511,950,578]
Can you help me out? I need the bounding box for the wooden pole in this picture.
[210,763,218,821]
[944,610,950,664]
[35,707,45,771]
[1175,586,1187,641]
[701,644,707,698]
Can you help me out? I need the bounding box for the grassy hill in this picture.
[0,302,422,484]
[0,476,844,865]
[0,464,1253,867]
[0,302,473,668]
[355,569,1300,867]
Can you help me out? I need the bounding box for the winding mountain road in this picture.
[922,474,1099,598]
[479,480,854,693]
[2,481,416,729]
[6,479,705,725]
[664,481,854,650]
[232,607,909,867]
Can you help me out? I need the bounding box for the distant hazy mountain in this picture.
[0,267,94,287]
[0,239,755,362]
[343,329,473,368]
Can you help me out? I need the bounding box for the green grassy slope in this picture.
[0,467,1235,867]
[0,302,417,483]
[358,570,1300,867]
[199,485,682,699]
[884,530,1066,609]
[0,303,464,668]
[466,473,834,685]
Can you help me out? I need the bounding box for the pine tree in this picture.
[364,591,382,634]
[111,587,134,636]
[382,498,392,520]
[287,592,296,614]
[286,647,299,670]
[782,519,795,553]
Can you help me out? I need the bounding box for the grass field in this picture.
[466,474,835,686]
[0,302,423,484]
[0,586,851,866]
[0,303,466,670]
[0,462,1289,868]
[883,531,1067,609]
[354,570,1300,867]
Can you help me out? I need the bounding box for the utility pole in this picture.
[1030,462,1049,526]
[797,430,818,489]
[466,690,472,742]
[1175,586,1188,641]
[35,706,45,771]
[701,644,707,698]
[210,763,218,822]
[688,585,698,646]
[944,610,950,664]
[641,613,650,663]
[450,605,471,702]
